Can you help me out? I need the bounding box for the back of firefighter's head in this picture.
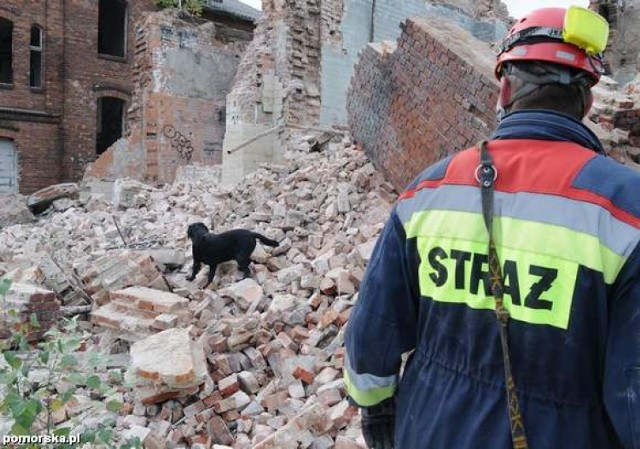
[494,6,609,120]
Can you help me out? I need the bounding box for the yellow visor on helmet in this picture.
[563,6,609,56]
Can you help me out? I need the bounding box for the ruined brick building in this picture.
[4,0,638,195]
[220,0,511,185]
[0,0,259,194]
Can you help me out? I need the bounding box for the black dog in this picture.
[186,222,279,288]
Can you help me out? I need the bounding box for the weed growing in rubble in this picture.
[154,0,206,15]
[0,289,140,449]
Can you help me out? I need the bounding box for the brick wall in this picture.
[0,121,62,192]
[221,0,325,185]
[347,17,499,191]
[225,0,323,128]
[0,0,65,193]
[61,0,157,182]
[0,0,158,193]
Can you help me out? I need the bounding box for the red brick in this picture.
[218,373,240,398]
[292,365,315,385]
[208,416,234,445]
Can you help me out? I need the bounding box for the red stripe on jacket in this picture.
[399,140,640,228]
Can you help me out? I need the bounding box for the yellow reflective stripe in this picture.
[344,368,396,407]
[404,210,626,284]
[415,237,579,329]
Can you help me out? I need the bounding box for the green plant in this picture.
[154,0,206,16]
[0,287,140,449]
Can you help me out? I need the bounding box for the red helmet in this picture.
[495,7,606,85]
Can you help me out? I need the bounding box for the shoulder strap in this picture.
[477,140,529,449]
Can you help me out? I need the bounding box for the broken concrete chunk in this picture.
[268,294,298,313]
[129,328,208,403]
[0,194,36,228]
[27,183,79,214]
[141,248,186,268]
[220,278,263,310]
[113,179,155,210]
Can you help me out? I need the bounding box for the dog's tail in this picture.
[252,232,279,247]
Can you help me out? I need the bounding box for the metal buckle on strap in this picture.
[474,163,498,187]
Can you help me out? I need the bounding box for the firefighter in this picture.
[344,6,640,449]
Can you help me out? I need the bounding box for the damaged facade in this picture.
[220,0,510,184]
[85,10,251,185]
[0,0,259,194]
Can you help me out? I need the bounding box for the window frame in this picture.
[0,17,14,87]
[29,24,44,90]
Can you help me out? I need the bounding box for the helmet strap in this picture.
[500,62,592,116]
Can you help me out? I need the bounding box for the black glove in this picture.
[361,397,396,449]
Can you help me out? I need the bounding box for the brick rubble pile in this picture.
[588,74,640,167]
[0,133,396,448]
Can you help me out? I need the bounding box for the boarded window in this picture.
[0,18,13,84]
[96,97,126,154]
[98,0,127,57]
[30,26,43,88]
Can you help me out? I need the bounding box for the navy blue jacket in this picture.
[344,111,640,448]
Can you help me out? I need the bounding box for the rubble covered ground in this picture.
[1,1,639,448]
[0,133,397,448]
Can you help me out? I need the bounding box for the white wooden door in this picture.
[0,139,18,194]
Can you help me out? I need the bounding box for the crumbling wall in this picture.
[222,0,323,186]
[590,0,640,84]
[319,0,510,125]
[348,17,499,191]
[86,10,246,185]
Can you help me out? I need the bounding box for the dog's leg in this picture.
[237,256,252,279]
[187,260,202,282]
[202,264,218,289]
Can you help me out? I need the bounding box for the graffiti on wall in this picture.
[163,125,194,161]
